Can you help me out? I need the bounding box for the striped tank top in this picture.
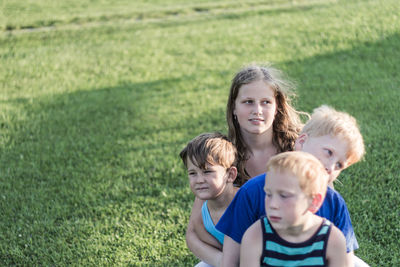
[260,216,332,267]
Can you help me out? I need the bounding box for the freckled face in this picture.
[264,170,311,230]
[187,159,229,200]
[233,80,277,136]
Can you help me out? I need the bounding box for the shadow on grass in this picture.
[1,33,399,265]
[0,75,225,265]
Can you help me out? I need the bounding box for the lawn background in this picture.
[1,0,399,265]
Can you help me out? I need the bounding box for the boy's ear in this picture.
[308,193,323,213]
[295,133,308,151]
[226,166,238,183]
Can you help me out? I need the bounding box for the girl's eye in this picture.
[262,100,271,104]
[244,100,253,104]
[204,170,213,174]
[188,172,196,176]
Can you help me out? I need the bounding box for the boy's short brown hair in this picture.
[301,105,365,166]
[266,151,329,198]
[179,132,237,170]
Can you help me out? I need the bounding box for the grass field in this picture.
[1,0,399,265]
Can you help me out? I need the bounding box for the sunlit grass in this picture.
[1,0,399,265]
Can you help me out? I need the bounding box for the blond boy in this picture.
[180,132,239,267]
[241,151,347,267]
[217,105,368,267]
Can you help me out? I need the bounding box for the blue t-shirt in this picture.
[215,173,359,253]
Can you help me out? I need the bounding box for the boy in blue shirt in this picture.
[217,105,367,266]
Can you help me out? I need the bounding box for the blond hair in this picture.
[179,132,237,170]
[266,151,329,198]
[226,64,306,183]
[301,105,365,166]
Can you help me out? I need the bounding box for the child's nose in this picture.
[324,160,335,174]
[267,196,279,209]
[196,175,205,183]
[252,104,262,115]
[325,167,332,174]
[325,164,335,174]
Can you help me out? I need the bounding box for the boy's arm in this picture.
[221,236,240,267]
[326,225,349,267]
[217,175,266,267]
[240,220,262,267]
[345,251,354,267]
[216,175,265,243]
[186,197,223,267]
[320,188,359,253]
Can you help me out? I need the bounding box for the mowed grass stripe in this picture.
[0,0,399,265]
[3,0,337,32]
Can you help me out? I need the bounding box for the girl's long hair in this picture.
[226,64,307,185]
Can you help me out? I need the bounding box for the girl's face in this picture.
[233,80,277,136]
[264,170,312,231]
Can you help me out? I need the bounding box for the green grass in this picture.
[1,0,399,265]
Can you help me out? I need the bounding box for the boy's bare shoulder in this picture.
[189,197,222,249]
[326,224,348,266]
[242,219,263,246]
[240,219,263,266]
[327,224,346,250]
[190,197,205,229]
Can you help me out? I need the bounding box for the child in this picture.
[180,132,239,267]
[186,64,306,266]
[240,151,347,267]
[217,105,367,267]
[226,64,305,183]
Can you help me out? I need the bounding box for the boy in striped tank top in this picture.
[240,151,348,267]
